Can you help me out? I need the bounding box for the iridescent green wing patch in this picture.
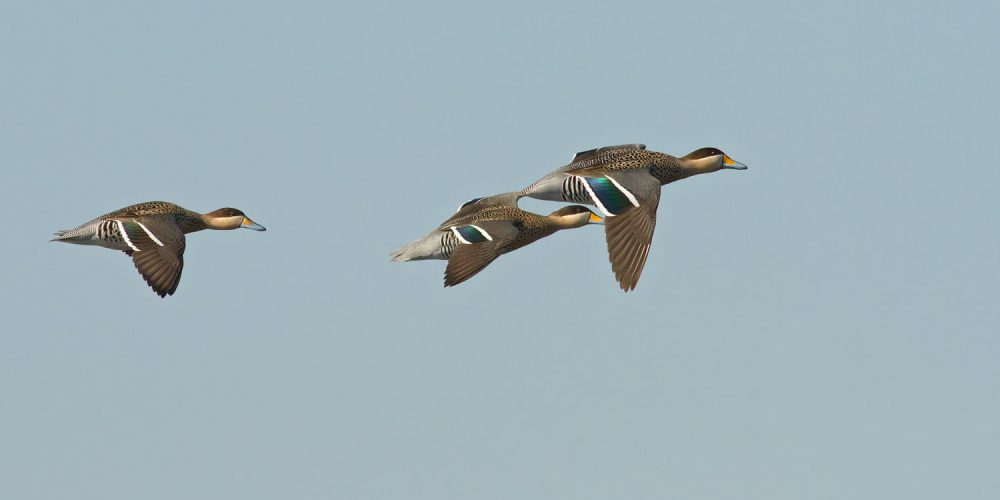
[580,176,640,216]
[451,224,493,244]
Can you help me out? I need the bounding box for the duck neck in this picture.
[676,157,721,180]
[651,155,686,184]
[174,212,208,233]
[201,215,237,231]
[547,215,585,230]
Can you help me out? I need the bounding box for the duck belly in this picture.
[52,219,132,251]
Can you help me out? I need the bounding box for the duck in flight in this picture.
[391,192,604,286]
[52,201,266,297]
[521,144,747,291]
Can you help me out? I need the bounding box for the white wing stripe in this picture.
[578,176,615,217]
[450,225,494,244]
[605,176,641,208]
[469,225,493,241]
[117,221,141,252]
[135,221,165,246]
[451,227,471,244]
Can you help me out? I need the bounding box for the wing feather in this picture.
[598,171,662,292]
[117,217,186,297]
[444,241,501,287]
[442,220,520,287]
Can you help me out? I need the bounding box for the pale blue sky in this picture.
[2,1,998,499]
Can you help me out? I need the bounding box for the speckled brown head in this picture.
[203,208,266,231]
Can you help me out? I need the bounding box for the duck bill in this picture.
[722,155,748,170]
[589,213,605,225]
[241,217,266,231]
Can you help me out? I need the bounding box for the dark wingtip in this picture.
[615,275,638,292]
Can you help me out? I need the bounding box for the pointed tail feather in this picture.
[50,222,98,243]
[390,233,446,262]
[51,229,73,242]
[390,244,412,262]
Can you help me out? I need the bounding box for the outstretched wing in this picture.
[601,170,661,291]
[115,217,186,297]
[564,169,662,292]
[443,220,519,287]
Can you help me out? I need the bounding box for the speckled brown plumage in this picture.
[553,146,686,185]
[53,201,265,298]
[388,193,600,286]
[521,144,747,291]
[99,201,208,233]
[440,205,568,286]
[439,205,559,255]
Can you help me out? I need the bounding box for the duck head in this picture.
[548,205,605,228]
[678,147,748,177]
[203,208,266,231]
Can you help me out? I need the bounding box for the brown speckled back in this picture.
[100,201,207,233]
[560,148,683,184]
[442,205,557,255]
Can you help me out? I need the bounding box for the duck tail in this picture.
[389,246,410,262]
[390,233,445,262]
[390,241,421,262]
[50,228,80,242]
[50,220,100,243]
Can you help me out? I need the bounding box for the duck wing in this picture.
[570,169,661,292]
[443,220,519,287]
[115,217,186,297]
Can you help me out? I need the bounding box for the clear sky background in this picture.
[2,1,998,499]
